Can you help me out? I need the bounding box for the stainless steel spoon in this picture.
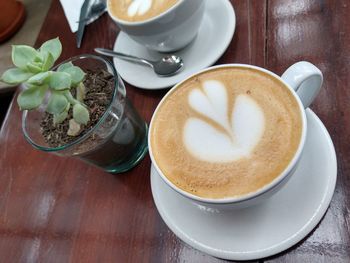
[77,0,107,24]
[94,48,184,77]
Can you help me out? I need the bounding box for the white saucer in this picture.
[150,109,337,261]
[113,0,236,90]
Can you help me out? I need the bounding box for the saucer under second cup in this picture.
[150,109,337,261]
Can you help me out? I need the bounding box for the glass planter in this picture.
[22,55,148,173]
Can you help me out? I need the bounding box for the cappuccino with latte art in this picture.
[108,0,179,22]
[150,66,303,199]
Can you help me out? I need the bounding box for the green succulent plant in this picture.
[0,38,89,127]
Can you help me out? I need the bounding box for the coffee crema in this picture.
[150,67,303,199]
[108,0,179,22]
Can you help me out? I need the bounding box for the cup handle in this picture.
[281,61,323,108]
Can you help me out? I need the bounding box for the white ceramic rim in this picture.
[148,64,308,204]
[107,0,185,26]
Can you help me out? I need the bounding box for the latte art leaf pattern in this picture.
[128,0,152,16]
[151,67,303,198]
[184,81,265,162]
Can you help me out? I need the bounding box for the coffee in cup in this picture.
[150,66,303,199]
[108,0,179,22]
[107,0,205,52]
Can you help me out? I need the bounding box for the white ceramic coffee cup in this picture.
[149,62,323,210]
[107,0,206,52]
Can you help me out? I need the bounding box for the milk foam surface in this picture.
[151,67,302,199]
[109,0,179,22]
[128,0,152,16]
[185,81,265,162]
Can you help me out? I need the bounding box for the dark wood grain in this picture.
[264,0,350,262]
[0,0,348,262]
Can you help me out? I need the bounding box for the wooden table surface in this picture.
[0,0,349,262]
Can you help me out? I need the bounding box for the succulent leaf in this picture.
[27,72,51,85]
[17,85,48,110]
[53,111,68,125]
[1,68,34,85]
[46,92,69,114]
[12,45,39,70]
[41,51,55,71]
[60,66,85,86]
[63,90,80,105]
[57,62,73,72]
[40,38,62,61]
[73,104,89,125]
[50,72,71,90]
[26,62,42,73]
[34,55,43,63]
[53,103,69,124]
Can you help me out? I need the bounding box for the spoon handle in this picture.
[94,48,153,68]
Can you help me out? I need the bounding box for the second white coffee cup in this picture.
[107,0,206,52]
